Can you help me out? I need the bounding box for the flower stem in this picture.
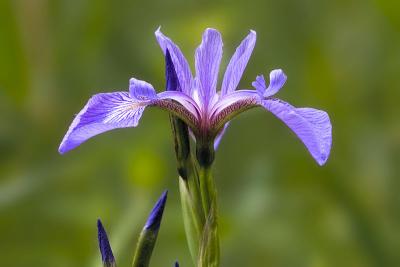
[198,166,213,216]
[197,164,220,267]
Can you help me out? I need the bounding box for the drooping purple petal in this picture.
[144,190,168,231]
[252,69,287,97]
[58,92,146,154]
[195,28,223,109]
[155,28,193,95]
[261,98,332,165]
[97,219,115,265]
[221,30,256,96]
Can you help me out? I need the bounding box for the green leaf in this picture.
[179,177,201,263]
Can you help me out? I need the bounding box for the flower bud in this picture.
[97,219,116,267]
[132,190,168,267]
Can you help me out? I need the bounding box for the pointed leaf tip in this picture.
[144,190,168,231]
[97,219,115,265]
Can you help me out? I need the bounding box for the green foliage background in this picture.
[0,0,399,266]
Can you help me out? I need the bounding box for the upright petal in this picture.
[165,50,180,91]
[59,92,147,154]
[155,28,193,95]
[195,28,223,109]
[252,75,267,96]
[261,98,332,165]
[130,77,157,100]
[252,69,287,97]
[221,30,256,96]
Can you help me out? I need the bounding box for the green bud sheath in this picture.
[132,191,167,267]
[132,230,158,267]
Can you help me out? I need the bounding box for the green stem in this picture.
[197,164,220,267]
[198,166,213,216]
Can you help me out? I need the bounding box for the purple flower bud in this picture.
[144,190,168,231]
[175,261,179,267]
[165,49,180,92]
[97,219,115,265]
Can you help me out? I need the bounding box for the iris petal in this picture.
[265,69,287,97]
[155,28,193,96]
[210,90,259,136]
[261,98,332,165]
[195,28,223,109]
[58,92,147,154]
[252,69,287,97]
[221,30,256,96]
[157,91,200,120]
[252,75,267,96]
[211,90,332,165]
[211,91,257,148]
[130,77,157,100]
[211,90,259,118]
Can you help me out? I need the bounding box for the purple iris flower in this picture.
[59,28,332,165]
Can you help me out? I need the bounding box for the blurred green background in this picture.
[1,0,399,266]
